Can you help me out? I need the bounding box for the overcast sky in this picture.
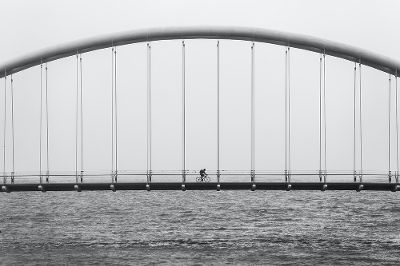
[1,0,399,178]
[1,0,399,61]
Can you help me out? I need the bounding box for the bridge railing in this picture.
[2,169,398,185]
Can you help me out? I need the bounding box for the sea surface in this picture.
[1,189,400,265]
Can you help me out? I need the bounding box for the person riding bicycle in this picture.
[196,169,209,182]
[199,168,206,179]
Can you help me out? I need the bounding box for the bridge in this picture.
[1,26,400,192]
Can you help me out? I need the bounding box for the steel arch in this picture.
[1,26,399,78]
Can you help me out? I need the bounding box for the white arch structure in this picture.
[1,26,400,191]
[1,26,400,78]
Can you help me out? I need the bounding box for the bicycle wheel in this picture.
[205,176,211,182]
[196,176,201,182]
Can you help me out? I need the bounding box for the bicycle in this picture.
[196,174,210,182]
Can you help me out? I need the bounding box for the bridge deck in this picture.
[1,182,399,192]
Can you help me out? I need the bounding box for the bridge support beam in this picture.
[2,182,400,192]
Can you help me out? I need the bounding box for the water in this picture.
[1,190,400,265]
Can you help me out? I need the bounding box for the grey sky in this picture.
[2,0,399,61]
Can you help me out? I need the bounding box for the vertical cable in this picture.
[182,41,186,183]
[389,73,392,181]
[323,52,327,182]
[11,75,15,184]
[288,47,291,182]
[217,41,220,183]
[359,62,363,181]
[111,46,114,182]
[3,72,6,184]
[353,62,357,181]
[39,63,43,183]
[284,49,287,181]
[45,63,49,182]
[75,53,79,184]
[74,52,83,183]
[319,55,322,181]
[147,42,152,183]
[114,47,118,182]
[80,55,84,182]
[396,70,399,182]
[251,42,255,182]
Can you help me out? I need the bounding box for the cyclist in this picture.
[199,168,206,180]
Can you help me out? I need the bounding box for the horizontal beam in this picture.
[1,182,399,192]
[1,26,400,78]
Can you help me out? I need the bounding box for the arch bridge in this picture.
[1,26,400,192]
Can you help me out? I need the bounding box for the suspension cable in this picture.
[3,71,7,184]
[182,40,186,183]
[74,52,84,183]
[323,51,327,180]
[359,61,363,180]
[45,63,49,182]
[389,73,392,178]
[288,47,291,179]
[353,62,357,181]
[75,53,79,183]
[111,45,114,181]
[284,49,287,181]
[217,40,220,183]
[251,42,255,182]
[11,75,15,183]
[396,69,399,179]
[147,42,152,183]
[319,55,322,180]
[80,54,84,181]
[39,63,43,183]
[114,46,118,181]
